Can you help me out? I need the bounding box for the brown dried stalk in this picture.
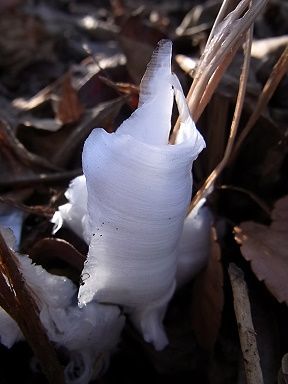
[228,263,264,384]
[229,44,288,165]
[206,0,234,46]
[171,0,268,145]
[188,0,267,116]
[190,22,254,211]
[0,196,54,218]
[0,120,61,172]
[219,185,271,216]
[0,169,81,189]
[0,231,65,384]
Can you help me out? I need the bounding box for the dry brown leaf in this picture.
[29,237,85,273]
[0,120,60,171]
[235,195,288,305]
[190,227,224,351]
[98,76,139,109]
[52,96,125,167]
[0,120,60,188]
[55,74,84,125]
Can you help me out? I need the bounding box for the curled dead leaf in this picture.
[29,237,85,273]
[54,74,84,125]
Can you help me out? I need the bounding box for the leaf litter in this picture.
[0,0,288,383]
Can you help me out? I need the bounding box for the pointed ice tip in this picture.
[117,39,174,145]
[138,39,173,107]
[157,39,172,53]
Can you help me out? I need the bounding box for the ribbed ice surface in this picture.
[78,40,205,350]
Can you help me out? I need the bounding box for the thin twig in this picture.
[229,44,288,165]
[190,23,254,211]
[187,0,266,117]
[171,0,268,143]
[219,185,271,216]
[228,263,264,384]
[206,0,234,46]
[0,196,54,218]
[0,169,82,189]
[0,120,61,172]
[193,38,244,122]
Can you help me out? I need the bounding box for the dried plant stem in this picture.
[188,0,266,115]
[0,196,54,218]
[228,263,264,384]
[190,25,253,211]
[0,121,61,172]
[229,44,288,165]
[194,39,243,122]
[219,185,271,216]
[171,0,268,143]
[0,232,65,384]
[0,169,82,189]
[206,0,232,46]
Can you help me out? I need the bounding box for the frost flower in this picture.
[53,39,206,351]
[176,206,212,287]
[0,229,124,384]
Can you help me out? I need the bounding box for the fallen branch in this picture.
[228,263,264,384]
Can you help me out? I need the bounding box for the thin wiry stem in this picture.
[170,0,268,144]
[188,0,266,118]
[193,39,244,122]
[206,0,232,45]
[0,196,54,218]
[219,185,271,216]
[190,23,254,212]
[229,44,288,165]
[0,169,82,189]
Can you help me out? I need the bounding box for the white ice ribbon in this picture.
[76,40,205,350]
[52,40,208,351]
